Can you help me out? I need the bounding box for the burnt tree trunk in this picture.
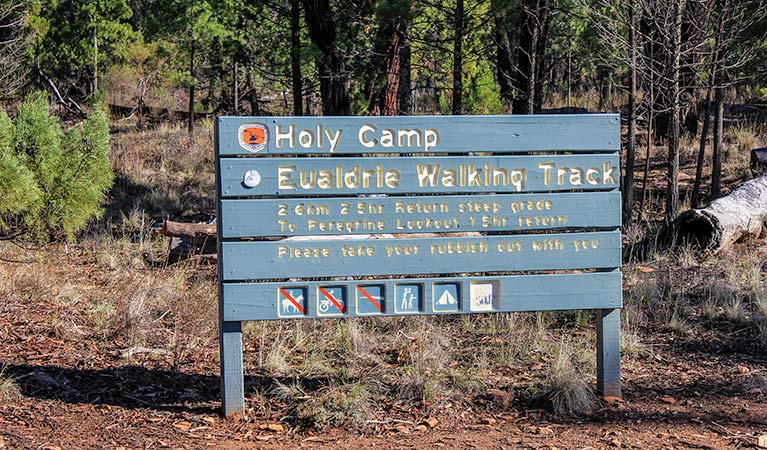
[666,0,684,223]
[303,0,350,116]
[692,87,712,208]
[291,0,303,116]
[623,0,638,227]
[452,0,464,115]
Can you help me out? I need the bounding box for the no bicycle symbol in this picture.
[318,286,346,316]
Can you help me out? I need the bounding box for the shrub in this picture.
[0,110,40,223]
[0,93,113,241]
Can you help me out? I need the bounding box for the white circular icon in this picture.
[242,170,261,188]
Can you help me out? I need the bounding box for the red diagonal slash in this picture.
[319,287,345,313]
[279,288,306,314]
[357,286,383,312]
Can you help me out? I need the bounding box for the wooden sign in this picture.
[215,115,622,417]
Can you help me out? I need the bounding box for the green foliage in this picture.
[0,111,40,221]
[29,0,138,94]
[0,93,114,241]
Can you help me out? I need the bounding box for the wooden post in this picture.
[596,308,621,398]
[220,320,245,416]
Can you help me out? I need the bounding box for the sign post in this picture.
[215,115,622,416]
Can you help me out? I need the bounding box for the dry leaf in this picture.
[536,426,554,435]
[266,423,285,432]
[757,435,767,448]
[480,417,497,425]
[202,417,216,425]
[603,396,625,405]
[660,396,676,404]
[416,424,428,432]
[394,424,409,433]
[637,266,655,273]
[424,417,439,428]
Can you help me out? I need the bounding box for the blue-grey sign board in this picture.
[215,114,623,416]
[221,271,622,321]
[221,230,620,280]
[216,115,620,156]
[219,154,620,197]
[219,192,620,237]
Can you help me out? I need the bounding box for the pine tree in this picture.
[1,93,113,241]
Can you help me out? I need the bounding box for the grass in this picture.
[0,365,21,403]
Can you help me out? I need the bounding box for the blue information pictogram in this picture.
[317,286,346,316]
[395,284,422,314]
[356,285,385,315]
[433,283,460,313]
[278,287,308,317]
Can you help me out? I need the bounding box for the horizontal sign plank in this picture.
[219,154,620,197]
[216,115,620,156]
[220,191,621,237]
[221,230,621,280]
[221,271,623,321]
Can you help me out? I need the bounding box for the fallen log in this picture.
[160,220,216,238]
[628,175,767,260]
[160,220,217,264]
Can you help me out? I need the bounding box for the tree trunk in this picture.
[303,0,350,116]
[623,0,637,227]
[291,0,303,116]
[188,41,195,136]
[692,87,712,208]
[247,68,260,115]
[382,22,403,115]
[532,0,549,114]
[397,16,412,115]
[665,0,684,223]
[452,0,464,115]
[232,62,239,115]
[711,85,724,199]
[493,0,514,113]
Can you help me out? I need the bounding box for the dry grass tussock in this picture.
[0,365,21,403]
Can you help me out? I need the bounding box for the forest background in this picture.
[2,0,767,227]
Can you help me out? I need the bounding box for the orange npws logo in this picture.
[238,123,268,153]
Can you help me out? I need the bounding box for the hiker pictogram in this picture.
[395,284,422,313]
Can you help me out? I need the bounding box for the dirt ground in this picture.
[1,273,766,450]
